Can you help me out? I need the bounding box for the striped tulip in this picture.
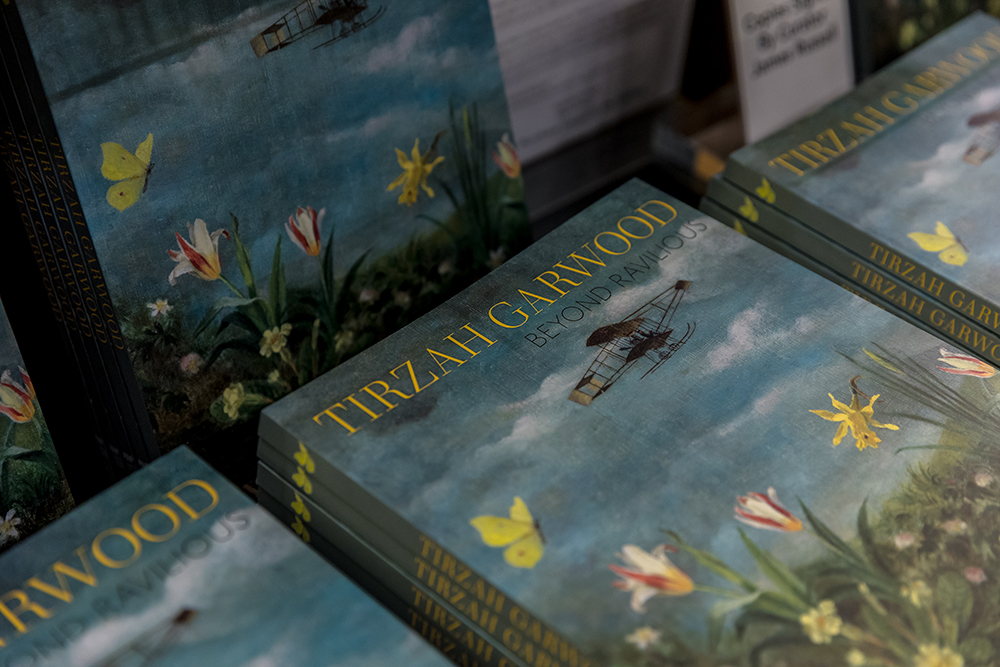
[609,544,693,612]
[168,219,230,285]
[0,368,35,423]
[735,487,803,532]
[286,206,324,257]
[492,133,521,178]
[936,348,996,378]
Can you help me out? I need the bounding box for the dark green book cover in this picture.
[727,12,1000,365]
[0,297,73,553]
[258,179,1000,666]
[0,446,457,666]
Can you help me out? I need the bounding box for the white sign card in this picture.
[728,0,855,142]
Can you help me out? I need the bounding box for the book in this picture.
[0,297,74,553]
[702,174,1000,361]
[0,445,466,667]
[257,178,1000,666]
[723,12,1000,366]
[0,0,527,484]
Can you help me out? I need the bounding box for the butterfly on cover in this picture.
[101,133,153,211]
[907,221,968,266]
[470,496,545,569]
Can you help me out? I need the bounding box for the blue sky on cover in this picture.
[18,0,509,317]
[266,183,958,646]
[0,301,24,372]
[0,449,447,667]
[772,64,1000,306]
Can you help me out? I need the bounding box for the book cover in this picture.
[726,12,1000,362]
[0,297,73,553]
[260,179,1000,665]
[3,0,527,475]
[0,446,457,667]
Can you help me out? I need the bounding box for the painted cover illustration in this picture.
[0,298,73,554]
[731,15,1000,339]
[0,447,449,666]
[15,0,526,455]
[264,180,1000,666]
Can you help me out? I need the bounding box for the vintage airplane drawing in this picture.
[251,0,386,56]
[569,280,694,406]
[94,608,198,667]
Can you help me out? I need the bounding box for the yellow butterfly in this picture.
[101,133,153,211]
[738,197,759,223]
[470,496,545,569]
[292,516,310,543]
[291,493,311,522]
[756,178,776,204]
[292,467,313,494]
[907,221,968,266]
[294,443,315,472]
[733,219,747,236]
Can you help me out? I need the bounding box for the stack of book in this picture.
[0,445,467,667]
[257,178,1000,666]
[701,11,1000,366]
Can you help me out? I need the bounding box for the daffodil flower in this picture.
[810,380,899,450]
[0,369,35,424]
[168,219,230,284]
[734,487,803,532]
[387,138,444,206]
[492,133,521,178]
[609,544,694,612]
[286,206,324,256]
[936,348,996,377]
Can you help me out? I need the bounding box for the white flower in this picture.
[146,299,171,317]
[0,509,21,546]
[625,626,660,650]
[975,472,993,488]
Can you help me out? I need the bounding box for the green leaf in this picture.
[863,348,904,373]
[860,606,916,661]
[321,228,336,306]
[218,310,262,337]
[335,251,369,322]
[748,631,813,667]
[269,236,286,326]
[935,571,974,642]
[194,296,257,339]
[959,636,995,665]
[857,499,892,575]
[738,528,810,608]
[236,298,272,335]
[231,213,257,298]
[206,339,261,368]
[799,500,867,568]
[665,531,757,592]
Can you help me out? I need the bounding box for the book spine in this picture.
[257,488,512,667]
[255,440,595,667]
[700,183,1000,359]
[0,1,160,468]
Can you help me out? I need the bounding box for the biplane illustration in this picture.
[94,609,198,667]
[964,105,1000,165]
[250,0,386,57]
[569,280,694,406]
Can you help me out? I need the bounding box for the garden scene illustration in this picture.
[19,0,528,464]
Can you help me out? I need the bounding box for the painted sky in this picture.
[0,448,447,667]
[266,181,961,648]
[18,0,510,320]
[0,301,24,375]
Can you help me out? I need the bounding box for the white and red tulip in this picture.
[609,544,693,612]
[0,368,35,423]
[492,133,521,178]
[936,348,996,378]
[735,487,803,532]
[168,219,229,285]
[286,206,324,257]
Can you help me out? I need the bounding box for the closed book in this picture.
[258,178,998,666]
[724,11,1000,366]
[0,297,74,553]
[702,174,1000,359]
[0,0,526,483]
[0,446,463,666]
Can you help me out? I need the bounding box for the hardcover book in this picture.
[0,298,73,553]
[0,0,526,482]
[724,12,1000,367]
[258,179,1000,666]
[0,446,461,667]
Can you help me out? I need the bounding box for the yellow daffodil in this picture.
[387,138,444,206]
[810,380,899,450]
[800,600,842,644]
[914,644,964,667]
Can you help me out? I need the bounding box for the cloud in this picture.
[704,301,818,375]
[365,14,450,73]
